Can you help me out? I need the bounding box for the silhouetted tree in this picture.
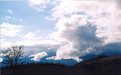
[2,45,24,66]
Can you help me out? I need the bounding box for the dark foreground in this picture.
[1,55,121,75]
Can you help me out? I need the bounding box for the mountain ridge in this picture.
[1,55,121,75]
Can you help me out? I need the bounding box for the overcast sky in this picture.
[0,0,121,62]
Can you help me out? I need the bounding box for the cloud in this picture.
[23,31,42,40]
[23,44,58,57]
[46,0,121,61]
[18,30,59,46]
[19,19,23,22]
[0,53,6,57]
[0,38,12,50]
[29,52,48,61]
[0,24,58,49]
[29,0,50,5]
[5,16,11,19]
[8,9,13,14]
[94,42,121,55]
[48,15,102,61]
[1,0,121,63]
[28,0,50,11]
[46,44,82,62]
[0,58,3,62]
[19,39,59,46]
[0,23,23,37]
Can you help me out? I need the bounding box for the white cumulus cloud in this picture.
[1,0,121,63]
[46,0,121,61]
[29,52,48,61]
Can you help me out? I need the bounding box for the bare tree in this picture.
[2,45,24,66]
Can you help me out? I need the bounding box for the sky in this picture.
[0,0,121,63]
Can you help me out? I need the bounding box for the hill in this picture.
[1,55,121,75]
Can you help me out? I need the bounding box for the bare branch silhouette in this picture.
[2,45,24,66]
